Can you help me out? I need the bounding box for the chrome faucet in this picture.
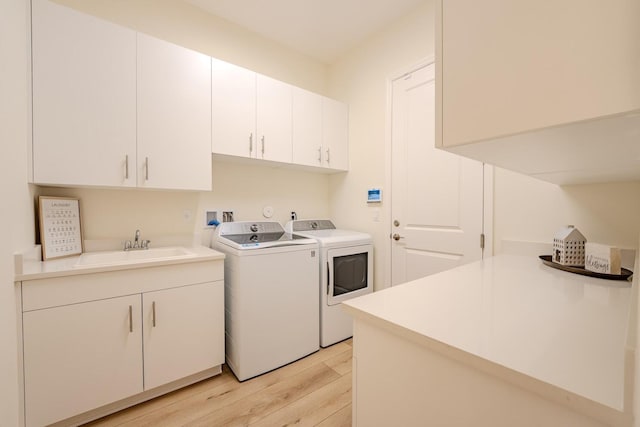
[124,229,150,251]
[134,229,141,248]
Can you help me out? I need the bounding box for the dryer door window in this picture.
[327,245,373,306]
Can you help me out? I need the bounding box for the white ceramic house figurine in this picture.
[553,225,587,266]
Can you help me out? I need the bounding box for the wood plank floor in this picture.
[84,340,353,427]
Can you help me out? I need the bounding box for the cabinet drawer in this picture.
[22,260,224,311]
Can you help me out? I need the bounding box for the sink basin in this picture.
[74,246,196,268]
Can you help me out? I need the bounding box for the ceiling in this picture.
[184,0,426,64]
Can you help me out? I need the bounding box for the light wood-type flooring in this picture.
[85,339,353,427]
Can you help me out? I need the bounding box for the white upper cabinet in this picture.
[256,75,293,163]
[137,34,212,191]
[292,87,323,167]
[31,0,136,187]
[292,89,348,171]
[213,59,349,171]
[31,0,211,191]
[212,62,293,163]
[32,1,348,185]
[322,97,349,171]
[211,59,257,158]
[436,0,640,184]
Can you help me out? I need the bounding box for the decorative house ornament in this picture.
[585,243,622,275]
[552,225,586,266]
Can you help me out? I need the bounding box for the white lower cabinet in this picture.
[20,261,224,427]
[142,282,224,390]
[23,295,144,427]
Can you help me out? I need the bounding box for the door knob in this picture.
[392,233,405,241]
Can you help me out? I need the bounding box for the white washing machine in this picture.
[213,221,319,381]
[285,219,373,347]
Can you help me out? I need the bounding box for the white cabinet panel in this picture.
[322,97,349,171]
[143,282,224,390]
[31,0,136,187]
[23,295,143,427]
[20,260,225,426]
[137,34,212,191]
[436,0,640,184]
[212,65,293,164]
[293,89,349,171]
[256,75,293,163]
[32,1,212,191]
[211,59,257,158]
[292,87,323,167]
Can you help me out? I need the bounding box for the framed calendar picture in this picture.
[38,196,84,260]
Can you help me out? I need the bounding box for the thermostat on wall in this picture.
[367,188,382,203]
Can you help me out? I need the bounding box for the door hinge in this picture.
[480,233,485,250]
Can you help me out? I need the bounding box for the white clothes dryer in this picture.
[285,219,373,347]
[213,221,319,381]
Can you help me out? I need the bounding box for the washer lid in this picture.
[215,221,317,250]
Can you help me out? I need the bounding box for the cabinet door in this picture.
[142,282,224,390]
[322,97,349,171]
[212,59,257,158]
[22,295,143,427]
[438,0,640,148]
[31,0,136,187]
[292,88,323,167]
[256,75,293,163]
[137,33,212,191]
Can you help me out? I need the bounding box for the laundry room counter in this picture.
[343,254,637,427]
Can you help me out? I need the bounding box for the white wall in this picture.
[0,0,35,425]
[55,0,327,94]
[37,0,332,245]
[327,1,436,290]
[494,168,640,254]
[41,161,330,245]
[326,0,640,290]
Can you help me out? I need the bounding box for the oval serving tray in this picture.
[539,255,633,281]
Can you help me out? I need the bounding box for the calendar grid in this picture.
[39,196,84,260]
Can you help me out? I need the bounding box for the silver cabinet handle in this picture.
[125,155,129,179]
[317,147,322,163]
[145,157,149,181]
[249,133,253,155]
[128,305,133,333]
[261,136,265,157]
[152,301,156,327]
[326,148,330,163]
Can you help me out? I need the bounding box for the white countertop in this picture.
[343,254,634,412]
[15,245,225,281]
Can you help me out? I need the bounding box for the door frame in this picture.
[383,57,494,289]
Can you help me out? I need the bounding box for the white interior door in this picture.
[391,63,485,286]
